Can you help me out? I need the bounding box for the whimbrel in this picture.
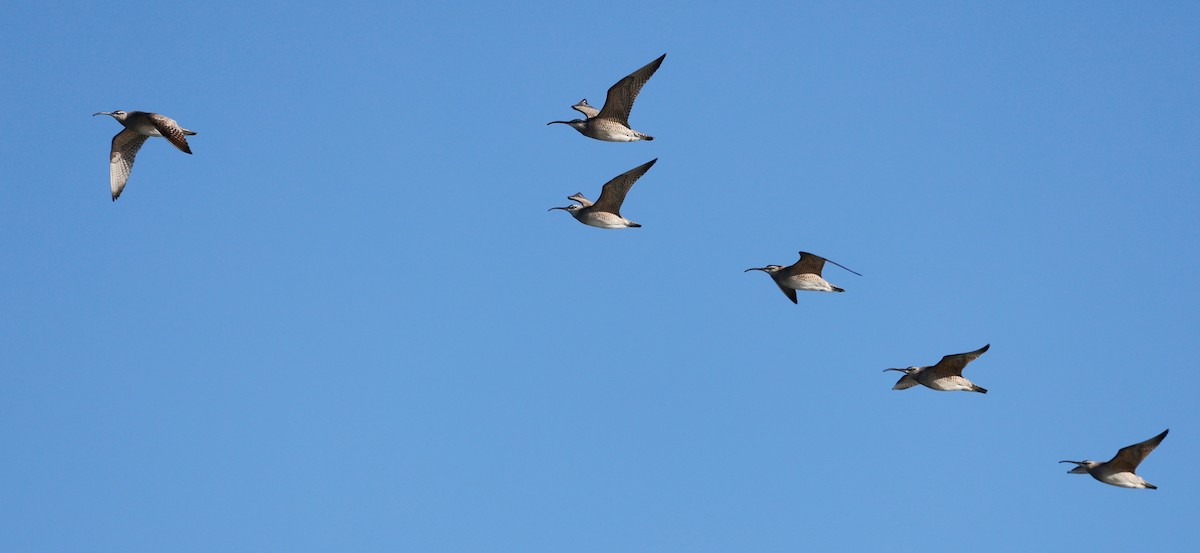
[549,159,657,229]
[884,344,991,393]
[548,53,665,142]
[1060,429,1168,489]
[745,251,861,304]
[94,110,196,201]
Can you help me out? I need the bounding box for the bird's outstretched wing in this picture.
[783,252,829,277]
[596,53,666,125]
[892,374,920,390]
[773,281,798,304]
[109,129,149,201]
[572,99,599,119]
[148,113,193,154]
[1108,429,1169,472]
[593,159,657,215]
[927,344,990,379]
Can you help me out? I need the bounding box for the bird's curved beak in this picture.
[744,267,766,273]
[93,111,113,117]
[882,368,905,373]
[547,120,569,126]
[1058,460,1085,473]
[548,206,568,212]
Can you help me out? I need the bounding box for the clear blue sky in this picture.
[2,1,1198,551]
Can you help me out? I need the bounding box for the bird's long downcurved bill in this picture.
[548,206,569,211]
[881,368,906,373]
[546,120,570,126]
[744,267,767,273]
[93,111,114,116]
[1058,461,1088,473]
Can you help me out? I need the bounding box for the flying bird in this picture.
[1060,429,1169,489]
[94,110,196,201]
[884,344,991,393]
[547,53,665,142]
[745,251,861,303]
[549,159,657,229]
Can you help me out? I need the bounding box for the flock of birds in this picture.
[93,53,1169,490]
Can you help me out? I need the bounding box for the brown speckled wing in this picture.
[1108,429,1168,473]
[148,113,193,154]
[596,54,665,125]
[593,159,657,215]
[928,344,990,379]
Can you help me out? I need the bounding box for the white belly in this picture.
[783,274,835,292]
[1098,471,1151,488]
[926,376,975,392]
[578,211,632,229]
[589,130,640,142]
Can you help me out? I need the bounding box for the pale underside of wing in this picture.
[596,53,665,125]
[592,159,658,215]
[1107,429,1169,472]
[926,344,990,379]
[148,113,193,154]
[893,374,920,390]
[572,99,600,119]
[110,129,149,200]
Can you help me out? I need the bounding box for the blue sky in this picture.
[2,1,1199,551]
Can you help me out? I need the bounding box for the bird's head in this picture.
[547,119,587,130]
[1059,460,1100,474]
[744,265,784,275]
[93,110,128,121]
[883,366,922,376]
[548,204,582,214]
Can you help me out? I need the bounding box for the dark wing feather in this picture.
[593,159,657,215]
[596,54,665,125]
[782,251,828,277]
[1107,429,1168,472]
[773,281,798,304]
[927,344,990,379]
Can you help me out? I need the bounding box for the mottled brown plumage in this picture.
[94,110,196,201]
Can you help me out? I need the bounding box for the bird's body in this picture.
[557,119,653,142]
[884,344,991,393]
[94,110,196,201]
[1061,429,1168,489]
[745,251,861,303]
[548,54,664,142]
[549,159,657,229]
